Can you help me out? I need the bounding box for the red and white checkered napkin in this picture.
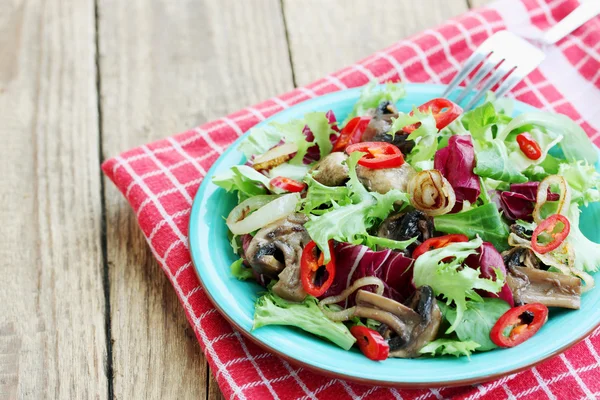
[102,0,600,398]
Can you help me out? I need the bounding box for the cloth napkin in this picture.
[102,0,600,398]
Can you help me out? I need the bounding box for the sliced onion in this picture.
[508,233,594,291]
[226,193,300,235]
[407,170,456,216]
[318,277,385,322]
[252,142,298,171]
[533,175,571,223]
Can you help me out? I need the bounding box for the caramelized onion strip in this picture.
[533,175,571,223]
[318,277,385,321]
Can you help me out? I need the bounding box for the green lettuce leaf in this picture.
[560,161,600,206]
[343,82,406,124]
[230,258,254,281]
[253,291,356,350]
[419,338,480,358]
[300,174,351,214]
[507,128,563,172]
[496,111,598,165]
[413,237,505,333]
[363,234,418,251]
[433,203,510,251]
[461,101,499,143]
[239,112,336,163]
[212,165,270,199]
[305,190,406,262]
[268,163,311,181]
[305,112,334,159]
[229,234,242,255]
[346,151,371,201]
[442,298,510,351]
[523,154,562,181]
[389,108,439,164]
[474,140,528,183]
[568,203,600,273]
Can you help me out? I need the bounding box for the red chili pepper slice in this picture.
[490,303,548,348]
[332,116,372,152]
[412,234,469,259]
[300,240,336,297]
[403,98,463,133]
[269,176,306,193]
[516,133,542,160]
[345,142,404,169]
[531,214,570,254]
[350,326,390,361]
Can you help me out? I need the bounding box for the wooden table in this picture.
[1,0,490,398]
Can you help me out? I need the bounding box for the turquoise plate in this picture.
[189,83,600,387]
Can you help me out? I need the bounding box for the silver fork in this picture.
[444,0,600,111]
[442,30,545,111]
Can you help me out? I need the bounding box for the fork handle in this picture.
[542,1,600,45]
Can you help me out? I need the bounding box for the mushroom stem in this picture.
[355,290,420,322]
[353,307,410,342]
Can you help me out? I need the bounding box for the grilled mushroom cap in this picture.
[377,211,434,250]
[311,152,349,187]
[354,286,441,358]
[246,213,311,301]
[362,101,415,154]
[356,163,416,195]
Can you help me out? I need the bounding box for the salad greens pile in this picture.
[213,82,600,360]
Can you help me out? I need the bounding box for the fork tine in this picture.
[494,71,524,99]
[464,64,514,110]
[454,52,503,104]
[442,52,487,97]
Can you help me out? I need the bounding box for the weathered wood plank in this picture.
[97,0,294,399]
[282,0,470,86]
[208,371,225,400]
[469,0,494,9]
[0,0,106,399]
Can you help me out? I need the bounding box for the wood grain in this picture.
[0,0,106,399]
[469,0,494,9]
[282,0,470,86]
[97,0,294,399]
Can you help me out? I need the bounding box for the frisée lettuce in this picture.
[420,339,481,358]
[239,112,336,163]
[253,291,356,350]
[413,237,505,333]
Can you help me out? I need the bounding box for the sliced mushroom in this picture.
[354,286,441,358]
[356,163,416,195]
[507,266,581,309]
[362,101,415,155]
[377,211,433,250]
[246,213,311,302]
[502,247,581,309]
[502,247,540,270]
[311,152,349,187]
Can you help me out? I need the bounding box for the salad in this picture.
[212,82,600,360]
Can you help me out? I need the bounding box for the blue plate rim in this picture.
[188,83,600,388]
